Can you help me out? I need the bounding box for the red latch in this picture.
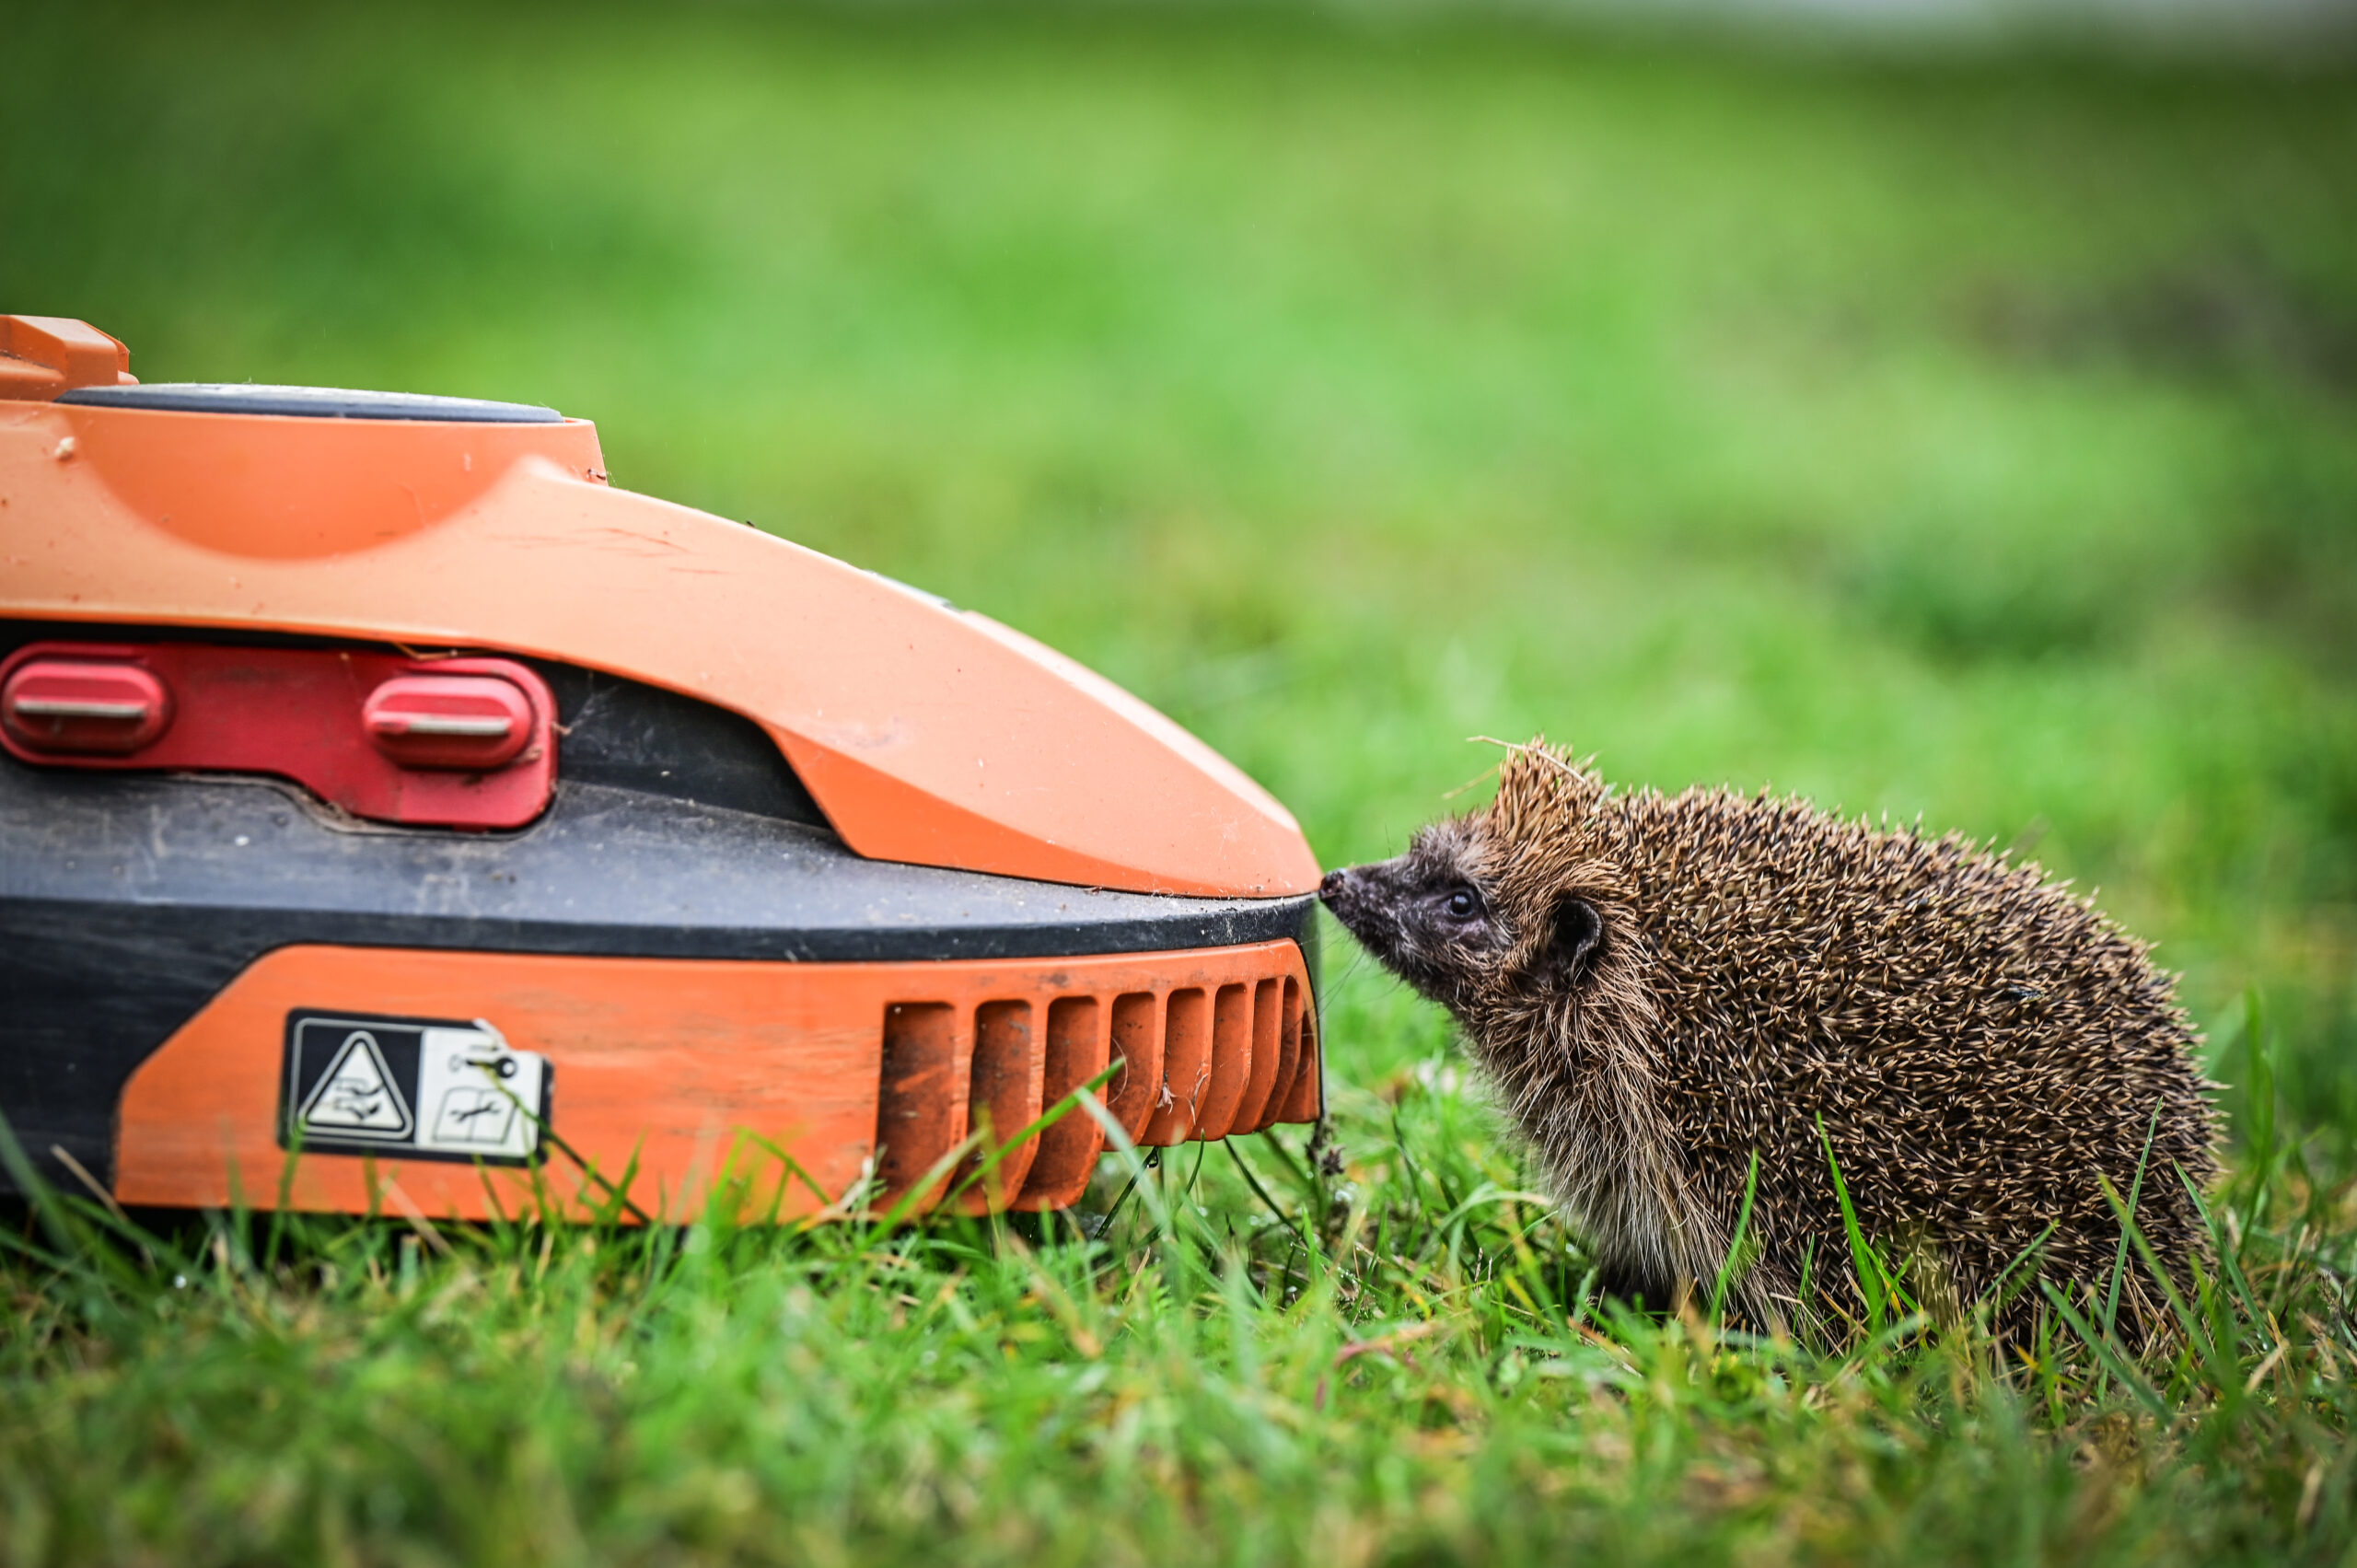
[364,675,534,770]
[0,642,555,830]
[1,656,172,754]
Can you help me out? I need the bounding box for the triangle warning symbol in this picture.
[298,1029,413,1137]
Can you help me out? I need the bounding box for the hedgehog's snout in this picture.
[1318,865,1376,940]
[1318,863,1387,949]
[1321,856,1472,1007]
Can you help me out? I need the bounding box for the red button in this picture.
[1,658,171,754]
[362,675,533,771]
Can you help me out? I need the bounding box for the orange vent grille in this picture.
[877,945,1321,1214]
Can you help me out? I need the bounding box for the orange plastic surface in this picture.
[112,940,1321,1222]
[0,325,1318,897]
[0,316,136,401]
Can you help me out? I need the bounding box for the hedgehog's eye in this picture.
[1442,888,1481,922]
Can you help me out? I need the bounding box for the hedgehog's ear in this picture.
[1543,897,1604,988]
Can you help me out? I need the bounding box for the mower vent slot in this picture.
[1023,998,1108,1203]
[1256,977,1305,1134]
[876,1003,960,1206]
[1197,984,1254,1141]
[958,1000,1042,1210]
[869,948,1321,1218]
[1104,993,1163,1134]
[1237,979,1283,1133]
[1143,989,1209,1145]
[1277,987,1320,1124]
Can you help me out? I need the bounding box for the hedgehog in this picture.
[1320,741,2222,1345]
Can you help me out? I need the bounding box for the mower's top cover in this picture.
[0,319,1318,899]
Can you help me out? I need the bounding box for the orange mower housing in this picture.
[0,316,1324,1223]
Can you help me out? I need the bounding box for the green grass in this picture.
[6,2,2357,1561]
[6,1012,2355,1564]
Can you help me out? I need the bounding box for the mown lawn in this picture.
[5,3,2356,1562]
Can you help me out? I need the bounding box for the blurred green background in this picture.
[8,0,2355,1133]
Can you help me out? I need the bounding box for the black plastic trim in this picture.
[4,766,1316,960]
[538,664,827,826]
[56,384,564,424]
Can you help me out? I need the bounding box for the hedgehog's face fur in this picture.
[1324,744,1691,1296]
[1320,746,1654,1070]
[1318,818,1510,1011]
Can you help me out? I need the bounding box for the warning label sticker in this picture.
[282,1012,550,1166]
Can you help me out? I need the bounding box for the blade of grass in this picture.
[2039,1280,2170,1423]
[1817,1113,1886,1337]
[2102,1105,2165,1344]
[1225,1138,1309,1250]
[1711,1150,1761,1323]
